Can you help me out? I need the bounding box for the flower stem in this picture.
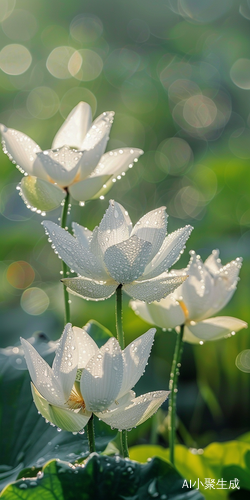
[87,414,96,453]
[60,191,71,324]
[115,284,129,458]
[169,324,185,466]
[120,429,129,459]
[116,284,124,349]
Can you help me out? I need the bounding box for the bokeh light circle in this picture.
[0,183,32,221]
[27,87,60,119]
[46,46,76,79]
[230,59,250,90]
[0,44,32,75]
[139,151,168,183]
[2,9,37,41]
[168,185,206,220]
[235,349,250,373]
[158,137,193,175]
[7,261,35,289]
[0,0,15,22]
[70,14,103,44]
[69,49,103,81]
[60,87,97,119]
[170,0,233,24]
[159,60,192,90]
[168,79,201,104]
[183,95,217,129]
[21,287,49,315]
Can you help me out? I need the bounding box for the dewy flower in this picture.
[21,323,169,432]
[43,200,193,302]
[0,102,143,213]
[131,250,247,343]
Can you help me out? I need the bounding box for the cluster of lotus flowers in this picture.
[1,101,247,434]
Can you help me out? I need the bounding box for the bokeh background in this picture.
[0,0,250,449]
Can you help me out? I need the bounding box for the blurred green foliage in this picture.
[0,0,250,449]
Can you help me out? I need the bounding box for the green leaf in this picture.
[0,454,204,499]
[83,319,113,348]
[0,335,116,491]
[130,441,250,499]
[237,432,250,444]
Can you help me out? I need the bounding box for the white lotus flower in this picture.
[42,200,193,302]
[0,102,143,213]
[21,323,169,432]
[131,250,247,343]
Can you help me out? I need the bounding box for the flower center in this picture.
[67,383,85,411]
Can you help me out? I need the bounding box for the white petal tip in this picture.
[0,124,7,133]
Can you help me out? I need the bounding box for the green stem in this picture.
[87,414,96,453]
[116,284,124,349]
[169,324,185,466]
[60,191,71,324]
[115,285,129,458]
[120,430,129,459]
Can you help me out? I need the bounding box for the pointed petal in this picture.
[21,338,65,406]
[97,200,133,254]
[136,391,170,426]
[52,324,78,401]
[32,382,92,431]
[20,176,66,212]
[98,391,169,430]
[179,252,215,321]
[72,223,109,281]
[104,235,152,284]
[31,383,51,421]
[69,175,110,202]
[73,326,99,369]
[209,257,242,317]
[187,316,248,342]
[143,225,193,280]
[49,406,91,432]
[91,147,144,177]
[124,274,187,303]
[130,300,157,326]
[107,390,136,410]
[0,125,48,179]
[36,147,83,187]
[72,222,92,249]
[52,102,92,149]
[81,111,114,151]
[80,337,123,412]
[131,207,167,261]
[89,148,143,199]
[43,221,105,279]
[63,277,117,301]
[182,326,202,344]
[89,226,111,280]
[118,329,156,399]
[130,296,185,330]
[204,249,222,274]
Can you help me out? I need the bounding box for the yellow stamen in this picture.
[178,300,189,320]
[67,385,85,411]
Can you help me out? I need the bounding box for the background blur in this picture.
[0,0,250,449]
